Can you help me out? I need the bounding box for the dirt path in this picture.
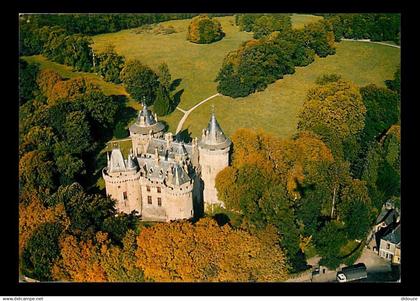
[340,38,401,49]
[175,93,221,134]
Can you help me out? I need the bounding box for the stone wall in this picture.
[198,147,229,211]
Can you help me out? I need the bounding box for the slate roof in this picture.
[129,104,165,135]
[198,112,231,150]
[382,223,401,245]
[108,148,138,173]
[146,138,193,159]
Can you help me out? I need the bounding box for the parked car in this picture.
[336,263,367,282]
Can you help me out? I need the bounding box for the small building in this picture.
[379,223,401,264]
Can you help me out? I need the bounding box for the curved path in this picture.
[175,93,220,134]
[340,38,400,49]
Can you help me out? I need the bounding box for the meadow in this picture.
[21,15,400,140]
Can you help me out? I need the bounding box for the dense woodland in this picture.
[216,16,335,97]
[19,14,400,281]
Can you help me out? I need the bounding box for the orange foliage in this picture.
[135,218,288,282]
[36,69,63,99]
[52,233,108,282]
[19,196,69,256]
[48,77,98,105]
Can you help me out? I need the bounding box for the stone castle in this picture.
[102,104,231,222]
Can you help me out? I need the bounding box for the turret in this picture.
[129,103,165,155]
[102,147,142,215]
[198,112,231,212]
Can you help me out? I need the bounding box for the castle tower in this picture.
[164,163,194,221]
[198,112,231,212]
[129,103,165,156]
[102,147,142,214]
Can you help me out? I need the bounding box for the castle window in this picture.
[123,191,128,200]
[158,197,162,206]
[157,187,161,193]
[146,186,151,192]
[147,196,152,204]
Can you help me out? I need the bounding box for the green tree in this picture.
[120,60,159,104]
[153,85,172,116]
[314,221,347,269]
[55,154,86,185]
[385,67,400,94]
[95,44,125,84]
[157,62,171,91]
[79,91,119,130]
[19,59,40,104]
[360,84,400,144]
[21,222,63,280]
[64,111,92,154]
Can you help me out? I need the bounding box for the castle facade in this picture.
[102,104,231,222]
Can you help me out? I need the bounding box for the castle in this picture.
[102,104,231,221]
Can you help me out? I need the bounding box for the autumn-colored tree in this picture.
[52,232,108,282]
[187,15,225,44]
[48,78,98,105]
[36,69,63,99]
[19,195,69,256]
[298,79,366,141]
[135,218,288,282]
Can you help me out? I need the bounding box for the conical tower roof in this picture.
[171,163,191,186]
[198,112,231,150]
[108,147,126,172]
[129,103,165,135]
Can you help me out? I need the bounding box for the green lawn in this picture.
[92,16,254,111]
[182,41,401,139]
[291,14,323,29]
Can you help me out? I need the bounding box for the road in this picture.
[340,38,401,49]
[287,247,399,283]
[175,93,221,134]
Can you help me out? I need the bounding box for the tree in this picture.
[21,222,63,280]
[120,60,159,104]
[297,79,366,159]
[19,59,40,104]
[64,111,92,154]
[55,154,86,185]
[360,84,400,144]
[95,44,125,84]
[385,67,400,94]
[313,221,347,269]
[36,69,63,99]
[153,85,172,116]
[303,20,336,57]
[157,62,171,91]
[252,15,291,39]
[79,91,119,130]
[135,218,288,281]
[48,77,97,105]
[187,15,225,44]
[19,150,56,195]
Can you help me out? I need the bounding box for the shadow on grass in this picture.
[171,88,184,110]
[176,127,192,143]
[169,78,182,92]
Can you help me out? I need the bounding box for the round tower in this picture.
[164,163,194,221]
[129,103,165,156]
[198,112,231,212]
[102,147,142,215]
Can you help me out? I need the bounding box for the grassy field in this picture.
[291,14,323,29]
[21,15,400,141]
[92,16,253,111]
[183,41,401,139]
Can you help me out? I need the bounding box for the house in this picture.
[379,223,401,264]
